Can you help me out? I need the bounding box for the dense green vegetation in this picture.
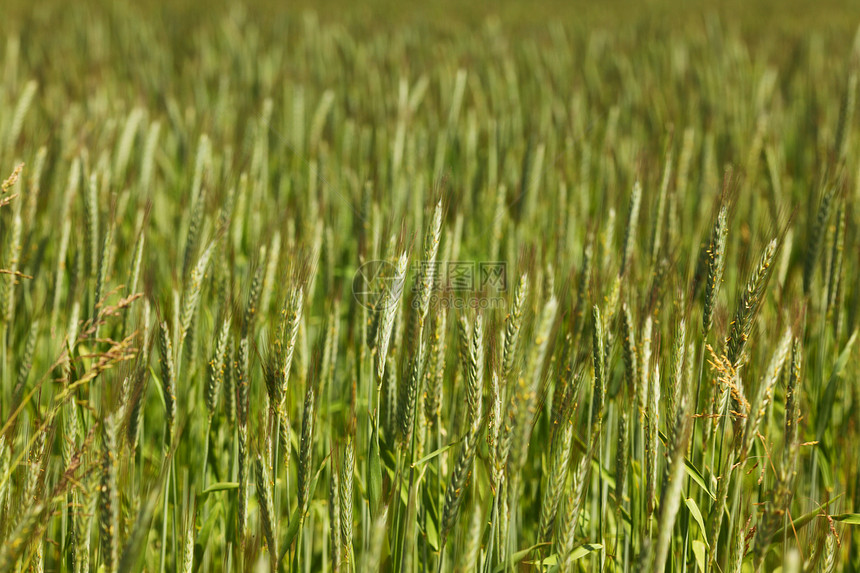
[1,2,859,572]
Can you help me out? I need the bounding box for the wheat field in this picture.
[0,2,859,572]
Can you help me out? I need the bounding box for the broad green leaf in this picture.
[381,453,409,506]
[493,542,551,573]
[834,513,860,525]
[569,543,602,561]
[307,459,326,510]
[198,500,221,543]
[118,455,174,573]
[193,501,222,573]
[77,343,93,371]
[529,554,558,565]
[420,470,441,551]
[278,458,327,569]
[815,330,857,441]
[818,450,834,491]
[199,482,238,496]
[773,494,843,539]
[685,498,709,549]
[591,459,617,490]
[368,414,382,517]
[118,483,163,573]
[411,440,457,468]
[149,366,166,410]
[277,505,302,571]
[573,435,618,490]
[423,506,439,551]
[684,460,715,500]
[527,543,602,566]
[380,432,398,471]
[692,540,706,573]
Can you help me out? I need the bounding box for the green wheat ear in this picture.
[398,329,425,445]
[803,188,835,296]
[181,513,195,573]
[297,382,316,514]
[99,414,120,573]
[439,427,478,550]
[620,181,642,277]
[340,436,355,567]
[328,455,341,573]
[375,251,408,382]
[620,302,638,394]
[158,321,176,447]
[502,273,528,383]
[3,10,859,573]
[254,455,277,565]
[539,404,574,542]
[424,309,447,428]
[465,313,484,431]
[703,205,727,337]
[726,239,777,367]
[206,316,232,419]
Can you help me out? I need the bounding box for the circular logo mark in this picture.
[352,260,397,311]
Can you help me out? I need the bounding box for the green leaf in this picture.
[379,432,398,471]
[149,366,166,410]
[818,450,834,491]
[815,330,857,441]
[411,440,457,468]
[199,482,238,496]
[368,413,382,517]
[493,542,551,573]
[193,501,222,573]
[532,554,559,566]
[684,460,715,500]
[77,343,93,371]
[277,505,302,570]
[692,540,706,573]
[283,510,299,547]
[306,459,327,512]
[526,543,602,566]
[568,543,602,561]
[833,513,860,525]
[423,507,439,551]
[278,458,328,570]
[117,483,163,573]
[772,494,843,539]
[591,459,616,490]
[117,455,173,573]
[685,498,709,549]
[420,478,440,551]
